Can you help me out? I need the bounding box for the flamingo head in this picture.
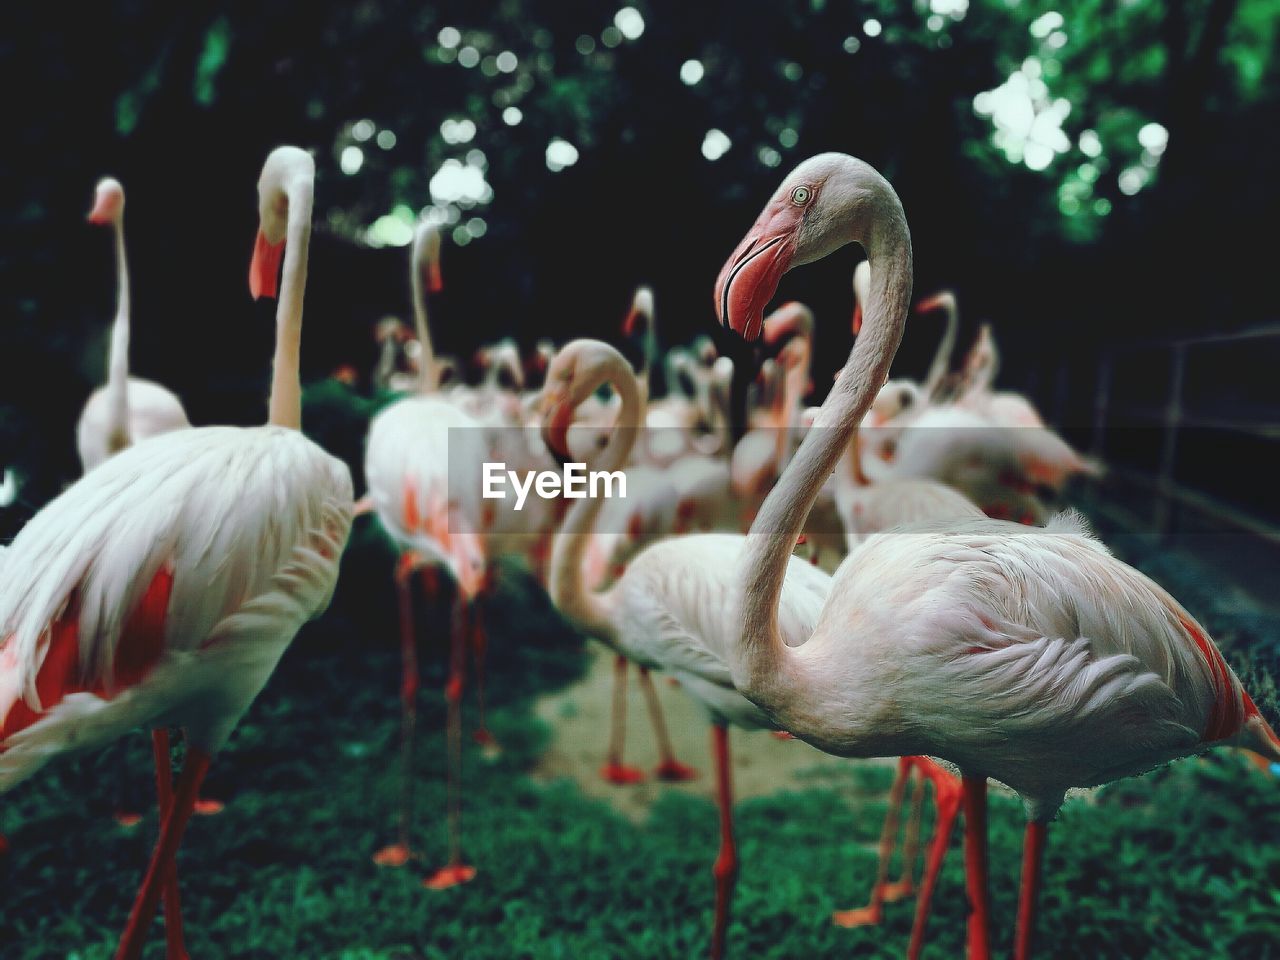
[414,222,444,293]
[622,286,654,337]
[914,290,956,316]
[539,340,625,463]
[717,153,888,341]
[762,301,815,348]
[250,146,314,300]
[375,317,412,344]
[87,177,124,225]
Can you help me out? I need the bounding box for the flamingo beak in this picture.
[541,396,574,466]
[249,230,286,300]
[622,306,642,337]
[715,230,795,342]
[86,194,116,225]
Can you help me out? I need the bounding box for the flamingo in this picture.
[713,150,1280,959]
[954,322,1049,430]
[77,178,190,473]
[0,145,353,960]
[852,262,957,418]
[363,220,486,883]
[542,343,700,785]
[76,178,224,831]
[540,338,831,959]
[834,400,984,549]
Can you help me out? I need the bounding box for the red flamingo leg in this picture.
[637,666,697,782]
[114,748,212,960]
[423,596,476,890]
[601,655,644,784]
[832,755,912,927]
[885,763,927,902]
[1013,821,1048,960]
[469,598,499,752]
[710,723,738,960]
[905,767,963,960]
[374,554,421,867]
[151,730,187,960]
[962,775,992,960]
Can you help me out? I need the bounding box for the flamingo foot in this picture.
[600,762,646,785]
[771,730,795,741]
[832,905,883,928]
[192,797,225,816]
[472,728,502,759]
[114,811,143,829]
[882,878,915,903]
[654,759,699,782]
[422,862,477,890]
[372,843,414,868]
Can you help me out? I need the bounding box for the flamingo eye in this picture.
[790,185,811,205]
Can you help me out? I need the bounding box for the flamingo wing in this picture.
[0,425,352,777]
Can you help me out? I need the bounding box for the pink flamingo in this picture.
[363,221,486,883]
[542,343,700,785]
[77,178,189,473]
[76,177,233,830]
[540,338,832,959]
[714,150,1280,960]
[1,146,353,960]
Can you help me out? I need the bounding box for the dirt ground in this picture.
[530,644,895,822]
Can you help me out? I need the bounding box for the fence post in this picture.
[1091,349,1113,461]
[1154,343,1186,538]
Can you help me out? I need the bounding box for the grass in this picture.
[3,520,1280,958]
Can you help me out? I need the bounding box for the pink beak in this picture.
[86,195,115,225]
[715,231,795,342]
[249,230,286,300]
[622,306,642,337]
[542,399,574,465]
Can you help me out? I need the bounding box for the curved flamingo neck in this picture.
[549,355,643,644]
[411,233,439,395]
[922,296,957,399]
[268,177,312,430]
[105,216,132,447]
[735,215,912,707]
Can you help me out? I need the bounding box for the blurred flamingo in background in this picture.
[75,177,223,835]
[76,178,189,474]
[543,340,699,785]
[715,150,1280,960]
[540,338,833,960]
[364,221,487,884]
[0,145,353,960]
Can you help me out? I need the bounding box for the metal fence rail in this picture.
[1087,324,1280,541]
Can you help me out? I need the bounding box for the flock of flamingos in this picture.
[1,145,1276,960]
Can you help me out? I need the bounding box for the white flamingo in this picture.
[540,338,831,960]
[363,221,487,882]
[0,146,353,960]
[713,150,1280,960]
[76,178,189,473]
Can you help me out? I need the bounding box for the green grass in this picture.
[3,532,1280,959]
